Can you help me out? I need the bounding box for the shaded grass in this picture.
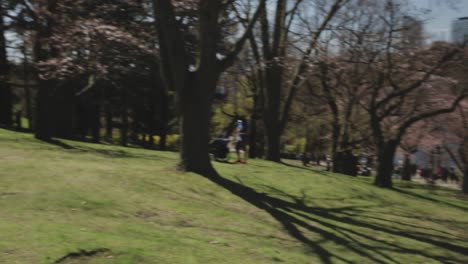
[0,128,467,263]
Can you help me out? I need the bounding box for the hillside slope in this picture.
[0,129,467,264]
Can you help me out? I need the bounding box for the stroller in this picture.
[210,138,231,160]
[209,116,247,161]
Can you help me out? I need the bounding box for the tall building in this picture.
[451,17,468,44]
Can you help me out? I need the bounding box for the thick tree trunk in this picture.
[0,81,11,127]
[74,98,86,139]
[401,154,412,181]
[0,6,12,127]
[91,102,100,143]
[249,113,258,159]
[121,107,128,147]
[374,142,398,188]
[105,103,113,141]
[34,1,58,140]
[24,83,33,129]
[35,81,55,139]
[21,42,33,129]
[463,168,468,194]
[130,112,139,143]
[178,73,214,174]
[159,87,169,151]
[265,125,281,162]
[55,86,74,139]
[121,87,129,146]
[331,123,340,172]
[264,64,283,162]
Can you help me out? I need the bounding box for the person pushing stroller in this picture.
[232,119,248,164]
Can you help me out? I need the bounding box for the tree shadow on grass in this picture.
[67,146,174,161]
[37,140,174,161]
[38,138,75,150]
[392,188,468,212]
[280,161,329,176]
[202,171,468,264]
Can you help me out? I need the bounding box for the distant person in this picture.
[301,152,310,166]
[449,167,459,183]
[234,119,248,164]
[441,167,449,182]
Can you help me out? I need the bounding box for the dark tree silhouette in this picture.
[153,0,265,174]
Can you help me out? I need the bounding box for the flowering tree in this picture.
[361,10,466,188]
[17,0,168,144]
[310,0,466,187]
[418,102,468,193]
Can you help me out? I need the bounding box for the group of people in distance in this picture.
[419,166,459,184]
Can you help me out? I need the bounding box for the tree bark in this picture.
[158,83,169,151]
[331,122,341,172]
[265,125,281,162]
[463,168,468,194]
[0,5,12,127]
[105,103,113,141]
[374,141,398,188]
[34,0,58,140]
[264,63,283,162]
[54,85,74,139]
[401,154,412,181]
[34,80,55,139]
[121,87,128,146]
[22,43,33,129]
[249,111,258,159]
[91,102,100,143]
[178,72,215,174]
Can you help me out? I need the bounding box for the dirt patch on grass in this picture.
[135,211,158,219]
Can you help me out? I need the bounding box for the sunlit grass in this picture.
[0,128,467,263]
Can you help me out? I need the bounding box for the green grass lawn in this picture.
[1,128,467,264]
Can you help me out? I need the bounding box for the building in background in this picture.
[451,17,468,44]
[402,16,424,47]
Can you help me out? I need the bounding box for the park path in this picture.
[410,176,462,190]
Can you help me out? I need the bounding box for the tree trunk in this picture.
[22,45,33,130]
[0,81,11,127]
[401,154,412,181]
[265,125,281,162]
[264,63,283,162]
[178,73,214,174]
[331,122,340,172]
[374,142,398,188]
[159,86,169,151]
[105,103,113,141]
[121,107,128,147]
[0,6,12,127]
[35,81,55,139]
[249,113,258,159]
[34,1,58,140]
[91,102,100,143]
[130,112,139,143]
[121,88,128,146]
[463,168,468,194]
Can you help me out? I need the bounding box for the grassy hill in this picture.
[0,128,467,264]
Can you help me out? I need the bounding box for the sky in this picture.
[414,0,468,42]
